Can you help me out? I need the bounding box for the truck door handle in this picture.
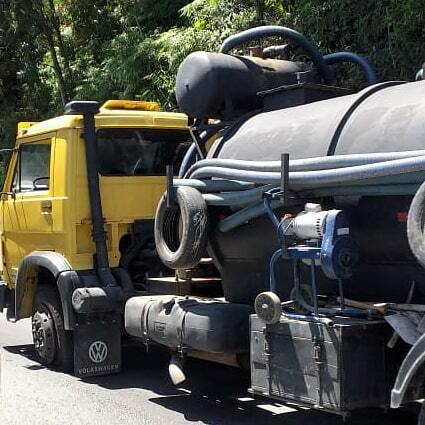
[41,200,52,214]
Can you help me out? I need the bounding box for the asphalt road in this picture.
[0,313,419,425]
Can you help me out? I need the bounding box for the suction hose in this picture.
[219,25,334,84]
[179,126,223,177]
[185,150,425,176]
[323,52,378,85]
[178,143,197,178]
[218,199,282,233]
[203,184,274,206]
[189,155,425,189]
[173,178,255,193]
[177,154,425,233]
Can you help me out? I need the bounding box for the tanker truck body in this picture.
[3,24,425,424]
[128,27,425,422]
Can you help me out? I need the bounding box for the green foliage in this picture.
[73,0,256,108]
[1,0,425,153]
[280,1,425,87]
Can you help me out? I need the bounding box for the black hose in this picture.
[179,127,223,177]
[324,52,378,85]
[179,143,197,178]
[219,25,334,84]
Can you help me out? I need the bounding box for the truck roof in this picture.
[18,108,189,139]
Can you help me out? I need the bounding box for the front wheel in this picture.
[31,285,73,371]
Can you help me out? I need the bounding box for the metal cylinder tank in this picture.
[208,80,425,305]
[175,51,311,119]
[212,81,425,160]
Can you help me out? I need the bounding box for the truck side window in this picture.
[12,143,51,192]
[97,129,191,176]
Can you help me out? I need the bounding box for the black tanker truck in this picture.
[126,26,425,423]
[7,21,425,424]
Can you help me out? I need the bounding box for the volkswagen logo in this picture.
[88,340,108,363]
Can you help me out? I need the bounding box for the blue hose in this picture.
[269,249,283,293]
[263,189,281,230]
[179,143,197,178]
[324,52,378,85]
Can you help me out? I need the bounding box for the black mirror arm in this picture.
[0,192,16,200]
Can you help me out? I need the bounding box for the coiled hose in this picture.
[185,150,425,177]
[189,155,425,189]
[202,184,274,206]
[176,152,425,233]
[173,178,254,193]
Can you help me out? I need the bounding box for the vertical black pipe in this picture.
[83,111,115,286]
[166,164,175,208]
[280,153,289,207]
[65,101,116,287]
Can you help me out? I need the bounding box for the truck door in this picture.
[1,149,23,282]
[2,137,54,281]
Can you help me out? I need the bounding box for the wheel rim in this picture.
[32,307,56,364]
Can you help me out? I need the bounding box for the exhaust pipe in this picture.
[168,352,186,385]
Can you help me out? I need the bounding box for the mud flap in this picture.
[73,315,121,378]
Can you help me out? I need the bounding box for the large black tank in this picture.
[175,51,313,119]
[213,81,425,160]
[207,80,425,305]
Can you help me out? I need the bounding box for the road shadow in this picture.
[2,342,418,425]
[3,344,48,371]
[3,344,36,362]
[84,343,417,425]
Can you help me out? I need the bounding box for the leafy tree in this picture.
[1,0,425,156]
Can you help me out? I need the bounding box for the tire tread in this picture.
[33,285,74,371]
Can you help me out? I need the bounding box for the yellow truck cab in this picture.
[0,100,191,374]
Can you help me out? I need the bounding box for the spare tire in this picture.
[155,186,209,269]
[408,181,425,268]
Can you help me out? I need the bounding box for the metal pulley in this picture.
[254,291,282,324]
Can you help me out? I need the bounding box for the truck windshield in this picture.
[97,128,191,176]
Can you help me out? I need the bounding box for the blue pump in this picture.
[263,195,360,319]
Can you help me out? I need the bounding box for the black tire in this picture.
[408,181,425,268]
[155,186,209,269]
[32,285,73,371]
